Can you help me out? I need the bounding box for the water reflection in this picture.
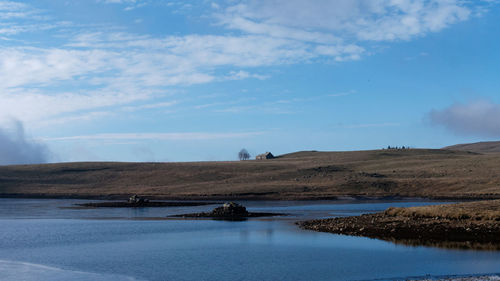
[388,238,500,251]
[1,198,499,281]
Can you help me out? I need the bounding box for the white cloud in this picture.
[0,1,56,38]
[340,122,401,129]
[43,131,265,141]
[329,90,355,97]
[0,29,348,126]
[429,100,500,137]
[0,48,110,89]
[0,0,492,130]
[208,0,483,63]
[100,0,138,4]
[214,104,294,115]
[220,0,472,42]
[39,111,115,127]
[224,70,268,81]
[98,0,149,11]
[121,101,178,112]
[0,1,34,19]
[216,13,340,44]
[0,87,153,126]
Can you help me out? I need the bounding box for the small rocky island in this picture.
[75,195,220,208]
[171,202,286,220]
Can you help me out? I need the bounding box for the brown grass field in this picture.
[444,141,500,153]
[1,146,500,200]
[384,199,500,221]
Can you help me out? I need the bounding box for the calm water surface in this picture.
[1,199,499,281]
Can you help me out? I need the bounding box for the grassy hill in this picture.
[1,148,500,200]
[444,141,500,153]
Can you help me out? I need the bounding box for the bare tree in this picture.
[238,148,250,160]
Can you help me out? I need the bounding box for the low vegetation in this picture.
[1,147,500,200]
[384,200,500,222]
[444,141,500,153]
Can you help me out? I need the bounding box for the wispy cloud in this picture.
[0,1,36,19]
[274,91,355,104]
[329,90,356,97]
[0,87,153,126]
[99,0,138,4]
[224,70,268,81]
[219,0,474,43]
[0,0,494,130]
[0,30,321,125]
[337,122,400,129]
[39,111,115,127]
[43,131,265,141]
[214,105,295,115]
[121,101,178,112]
[193,97,255,110]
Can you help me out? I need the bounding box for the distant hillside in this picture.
[444,141,500,153]
[1,148,499,200]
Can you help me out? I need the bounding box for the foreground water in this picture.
[1,199,499,281]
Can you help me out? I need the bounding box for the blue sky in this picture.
[0,0,500,164]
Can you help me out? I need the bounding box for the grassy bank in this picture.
[299,200,500,250]
[384,200,500,221]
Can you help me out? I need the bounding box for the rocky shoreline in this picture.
[298,200,500,250]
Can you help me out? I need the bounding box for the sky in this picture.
[0,0,500,164]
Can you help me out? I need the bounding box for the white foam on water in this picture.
[0,260,144,281]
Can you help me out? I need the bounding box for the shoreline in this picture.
[298,200,500,250]
[0,193,493,201]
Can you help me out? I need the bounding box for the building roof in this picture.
[256,152,274,159]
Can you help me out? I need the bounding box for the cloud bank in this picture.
[429,100,500,137]
[0,121,49,165]
[0,0,494,128]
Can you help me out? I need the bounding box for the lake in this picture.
[1,198,499,281]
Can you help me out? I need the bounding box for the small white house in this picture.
[256,152,274,160]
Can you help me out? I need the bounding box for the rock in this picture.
[170,202,285,219]
[128,194,149,204]
[210,202,249,216]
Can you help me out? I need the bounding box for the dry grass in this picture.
[444,141,500,153]
[1,148,500,199]
[384,200,500,221]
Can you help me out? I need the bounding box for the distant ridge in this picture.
[444,141,500,153]
[1,148,499,200]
